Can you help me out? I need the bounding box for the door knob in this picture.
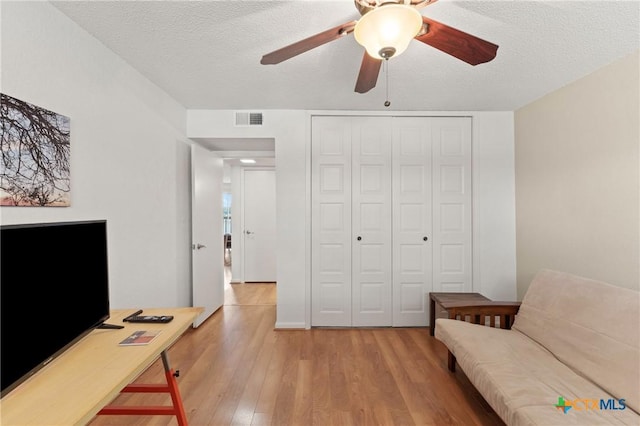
[357,236,362,241]
[192,243,206,250]
[245,230,254,235]
[423,236,428,241]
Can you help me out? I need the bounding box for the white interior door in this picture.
[351,117,392,326]
[243,169,276,282]
[432,117,473,293]
[191,143,224,327]
[311,116,352,326]
[392,117,433,326]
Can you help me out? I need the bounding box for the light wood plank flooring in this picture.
[89,282,503,426]
[225,282,277,306]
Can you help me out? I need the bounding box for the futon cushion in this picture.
[512,269,640,413]
[436,319,640,425]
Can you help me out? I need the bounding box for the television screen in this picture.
[0,220,111,397]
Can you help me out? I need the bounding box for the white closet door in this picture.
[311,116,352,326]
[351,117,392,326]
[392,117,433,327]
[311,115,472,327]
[432,117,473,292]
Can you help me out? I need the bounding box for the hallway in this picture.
[224,265,277,306]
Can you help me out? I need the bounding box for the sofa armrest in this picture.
[444,301,521,330]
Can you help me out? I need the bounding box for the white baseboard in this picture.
[274,321,306,329]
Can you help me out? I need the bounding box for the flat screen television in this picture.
[1,220,112,397]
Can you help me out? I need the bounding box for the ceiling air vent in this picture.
[235,111,263,126]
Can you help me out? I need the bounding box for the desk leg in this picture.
[98,350,188,426]
[162,351,188,426]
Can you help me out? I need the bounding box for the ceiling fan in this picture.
[260,0,498,94]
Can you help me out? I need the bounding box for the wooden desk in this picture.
[0,307,202,426]
[429,292,490,336]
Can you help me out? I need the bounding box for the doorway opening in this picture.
[223,164,277,306]
[191,138,278,323]
[223,191,232,268]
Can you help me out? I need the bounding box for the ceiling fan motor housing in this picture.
[354,0,436,16]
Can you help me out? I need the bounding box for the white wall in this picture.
[1,1,193,309]
[230,165,243,282]
[472,112,517,300]
[188,110,516,327]
[515,51,639,296]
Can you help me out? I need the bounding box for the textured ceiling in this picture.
[51,0,639,112]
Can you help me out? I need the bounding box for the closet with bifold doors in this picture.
[311,115,472,327]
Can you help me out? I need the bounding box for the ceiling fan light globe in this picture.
[354,4,422,60]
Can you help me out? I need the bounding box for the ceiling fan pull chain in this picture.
[384,59,391,107]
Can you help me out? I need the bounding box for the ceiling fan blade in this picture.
[261,20,357,65]
[354,52,382,93]
[416,17,498,65]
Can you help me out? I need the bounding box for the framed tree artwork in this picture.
[0,93,71,207]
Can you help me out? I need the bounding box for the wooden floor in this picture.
[89,274,503,426]
[225,282,277,306]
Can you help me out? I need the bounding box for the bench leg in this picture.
[447,351,456,372]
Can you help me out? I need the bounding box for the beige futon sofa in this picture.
[435,269,640,425]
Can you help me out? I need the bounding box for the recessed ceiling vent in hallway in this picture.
[235,112,263,127]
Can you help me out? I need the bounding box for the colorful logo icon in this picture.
[554,396,626,413]
[555,396,572,414]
